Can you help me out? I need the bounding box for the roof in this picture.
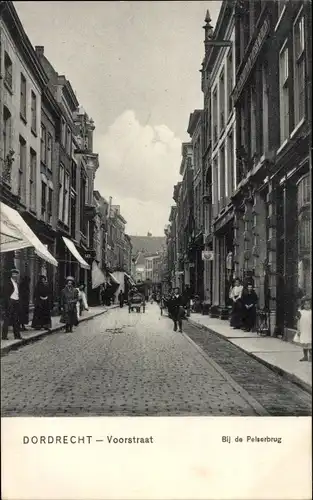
[130,236,165,257]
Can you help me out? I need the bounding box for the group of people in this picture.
[229,278,258,332]
[1,269,89,340]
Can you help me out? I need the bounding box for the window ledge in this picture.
[274,6,287,32]
[4,80,13,95]
[31,128,38,138]
[276,139,288,155]
[20,113,27,125]
[290,118,305,138]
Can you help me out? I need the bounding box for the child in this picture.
[297,297,312,362]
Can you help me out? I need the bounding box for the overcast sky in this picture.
[15,1,222,236]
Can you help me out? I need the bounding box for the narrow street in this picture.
[1,305,311,417]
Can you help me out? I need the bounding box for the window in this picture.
[61,118,66,147]
[227,50,233,116]
[219,145,225,205]
[47,186,53,224]
[4,52,13,89]
[297,175,311,297]
[31,91,37,132]
[261,61,269,153]
[250,76,257,156]
[41,181,47,218]
[29,149,37,211]
[41,124,46,163]
[58,164,65,221]
[293,12,305,126]
[70,196,77,237]
[213,156,219,209]
[64,171,70,226]
[3,106,12,160]
[227,133,234,196]
[71,161,77,189]
[47,133,52,170]
[212,88,218,143]
[219,71,225,132]
[20,74,27,119]
[66,127,71,156]
[18,136,26,201]
[279,43,289,144]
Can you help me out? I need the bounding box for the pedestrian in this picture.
[118,290,124,308]
[242,283,258,332]
[1,269,22,340]
[19,275,31,331]
[60,277,79,333]
[295,297,312,362]
[229,278,243,329]
[32,275,52,330]
[168,287,185,333]
[77,284,89,318]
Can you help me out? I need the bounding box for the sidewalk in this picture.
[1,305,119,356]
[188,313,312,393]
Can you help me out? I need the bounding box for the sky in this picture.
[14,1,222,236]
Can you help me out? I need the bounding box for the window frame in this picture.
[293,8,305,128]
[4,51,13,91]
[41,124,47,164]
[31,91,37,134]
[47,133,53,170]
[29,148,37,212]
[20,73,27,121]
[279,40,290,145]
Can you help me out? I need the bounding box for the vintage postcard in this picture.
[0,0,312,499]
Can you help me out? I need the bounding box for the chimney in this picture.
[35,46,44,57]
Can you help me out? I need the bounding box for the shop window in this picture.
[297,175,311,297]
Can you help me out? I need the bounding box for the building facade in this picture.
[0,2,57,304]
[187,110,204,299]
[232,0,312,337]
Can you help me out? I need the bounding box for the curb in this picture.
[188,319,312,395]
[1,306,119,356]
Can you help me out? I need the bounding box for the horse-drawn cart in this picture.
[128,291,145,313]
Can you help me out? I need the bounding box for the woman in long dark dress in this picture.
[19,276,31,331]
[60,277,79,332]
[242,284,258,331]
[32,275,52,330]
[229,278,243,328]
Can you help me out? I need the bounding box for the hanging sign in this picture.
[202,250,214,261]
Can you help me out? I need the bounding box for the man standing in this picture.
[1,269,22,340]
[168,287,185,333]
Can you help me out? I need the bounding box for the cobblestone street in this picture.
[1,305,311,417]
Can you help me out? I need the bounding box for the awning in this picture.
[108,272,120,285]
[0,202,58,267]
[91,261,106,289]
[62,236,90,270]
[124,272,136,286]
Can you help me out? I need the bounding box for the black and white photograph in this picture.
[0,0,312,497]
